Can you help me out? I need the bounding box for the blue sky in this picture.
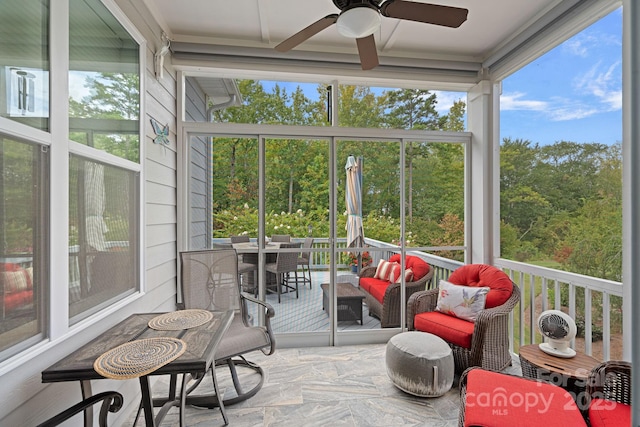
[259,9,622,148]
[499,8,622,146]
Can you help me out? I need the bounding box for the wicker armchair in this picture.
[359,256,433,328]
[586,360,631,426]
[408,264,520,373]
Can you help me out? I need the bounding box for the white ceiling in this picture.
[143,0,619,89]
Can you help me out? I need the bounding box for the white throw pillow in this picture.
[435,280,489,322]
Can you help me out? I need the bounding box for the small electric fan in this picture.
[537,310,577,358]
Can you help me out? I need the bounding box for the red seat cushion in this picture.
[414,311,474,348]
[388,254,430,281]
[464,369,587,427]
[448,264,513,308]
[359,277,389,304]
[588,399,631,427]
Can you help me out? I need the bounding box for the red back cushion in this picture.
[448,264,512,308]
[388,255,430,281]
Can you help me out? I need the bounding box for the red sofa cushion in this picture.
[589,399,631,427]
[359,277,388,304]
[464,369,587,427]
[448,264,512,308]
[389,254,430,281]
[414,311,474,348]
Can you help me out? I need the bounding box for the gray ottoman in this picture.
[385,331,454,397]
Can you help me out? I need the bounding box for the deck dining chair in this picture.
[179,249,276,408]
[265,242,301,303]
[270,234,290,242]
[296,237,314,289]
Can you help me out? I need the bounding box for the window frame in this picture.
[0,0,145,369]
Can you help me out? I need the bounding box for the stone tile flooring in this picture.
[130,343,521,426]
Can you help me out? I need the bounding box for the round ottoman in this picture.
[385,331,454,397]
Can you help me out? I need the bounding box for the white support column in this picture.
[622,0,639,423]
[466,80,499,264]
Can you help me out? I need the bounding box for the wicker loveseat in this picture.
[408,264,520,373]
[358,254,433,328]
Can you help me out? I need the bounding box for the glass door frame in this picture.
[178,123,470,347]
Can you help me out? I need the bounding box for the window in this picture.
[0,0,142,362]
[68,156,139,321]
[0,1,50,131]
[0,136,49,358]
[67,0,142,322]
[69,0,141,163]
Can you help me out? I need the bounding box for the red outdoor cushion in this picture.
[448,264,512,308]
[388,254,430,281]
[413,311,474,348]
[464,369,587,427]
[589,399,631,427]
[359,277,388,303]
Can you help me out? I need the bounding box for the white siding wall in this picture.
[184,78,210,250]
[0,1,180,425]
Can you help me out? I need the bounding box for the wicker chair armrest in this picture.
[586,360,632,405]
[36,391,123,427]
[407,289,439,330]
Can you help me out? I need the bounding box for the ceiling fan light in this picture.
[336,7,381,38]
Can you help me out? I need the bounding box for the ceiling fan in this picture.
[275,0,468,71]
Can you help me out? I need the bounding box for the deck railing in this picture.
[212,237,622,359]
[495,258,623,360]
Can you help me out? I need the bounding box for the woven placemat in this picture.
[93,337,187,380]
[148,309,213,331]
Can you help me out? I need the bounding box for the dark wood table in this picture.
[519,343,600,409]
[42,310,234,427]
[321,282,366,324]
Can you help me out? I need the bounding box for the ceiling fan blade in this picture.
[380,0,468,28]
[356,35,379,70]
[275,14,339,52]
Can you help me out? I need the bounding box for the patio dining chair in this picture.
[179,248,276,408]
[265,242,301,302]
[296,237,314,289]
[270,234,290,242]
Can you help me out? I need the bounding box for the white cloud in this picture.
[500,92,548,111]
[501,92,604,122]
[432,91,465,114]
[573,61,622,111]
[562,31,621,58]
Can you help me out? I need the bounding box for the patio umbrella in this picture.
[345,155,364,269]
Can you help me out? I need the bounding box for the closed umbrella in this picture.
[345,155,364,270]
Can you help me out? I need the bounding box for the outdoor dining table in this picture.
[41,310,234,427]
[232,241,283,288]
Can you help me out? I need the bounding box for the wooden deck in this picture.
[246,270,382,333]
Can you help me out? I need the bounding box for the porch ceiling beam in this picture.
[170,42,483,91]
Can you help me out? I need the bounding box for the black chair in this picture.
[270,234,290,242]
[36,391,123,427]
[180,249,276,408]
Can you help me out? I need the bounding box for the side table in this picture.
[321,282,366,324]
[519,344,600,410]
